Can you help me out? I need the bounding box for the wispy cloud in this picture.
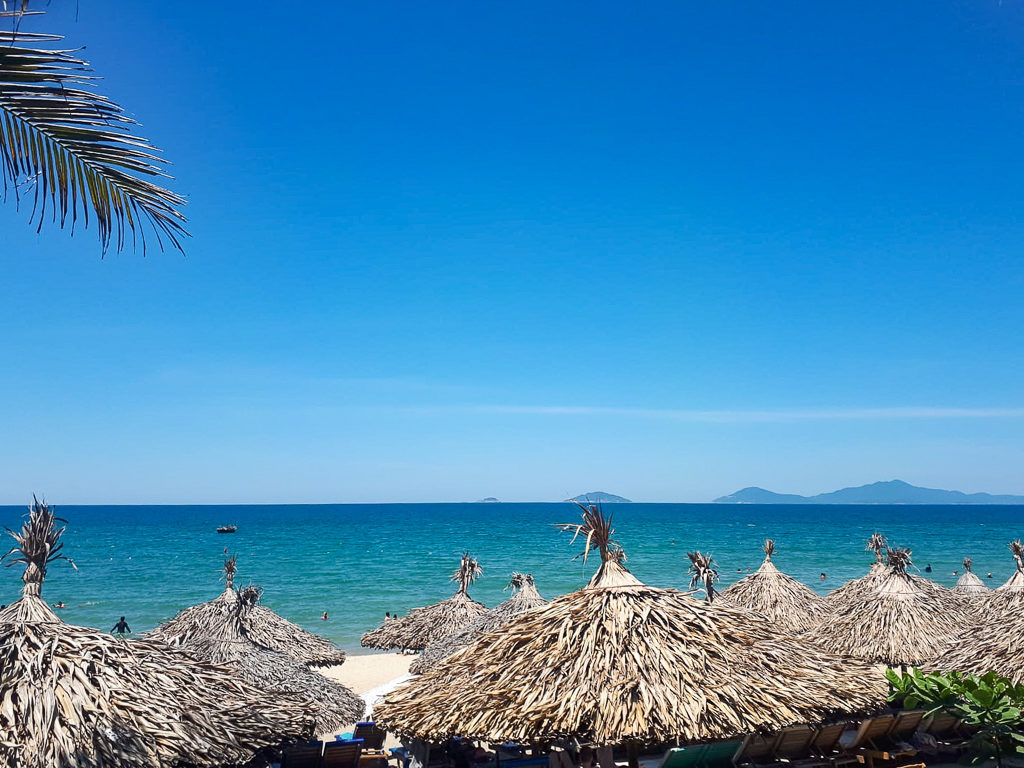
[451,405,1024,423]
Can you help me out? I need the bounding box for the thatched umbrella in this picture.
[151,555,347,667]
[361,552,487,651]
[150,582,364,733]
[375,505,886,753]
[410,572,548,675]
[822,532,889,605]
[933,589,1024,682]
[952,557,989,595]
[996,540,1024,592]
[803,548,968,668]
[0,499,315,768]
[720,540,824,632]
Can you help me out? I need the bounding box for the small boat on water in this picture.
[216,525,237,534]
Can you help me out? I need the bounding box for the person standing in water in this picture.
[111,616,131,635]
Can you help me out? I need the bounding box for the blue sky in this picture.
[3,1,1024,503]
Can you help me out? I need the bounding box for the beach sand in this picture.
[323,652,413,695]
[319,653,415,743]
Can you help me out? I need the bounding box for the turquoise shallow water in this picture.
[0,503,1019,650]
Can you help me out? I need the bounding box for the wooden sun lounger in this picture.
[839,714,915,768]
[808,723,857,768]
[772,725,817,762]
[733,733,780,768]
[282,741,326,768]
[354,722,388,751]
[323,739,365,768]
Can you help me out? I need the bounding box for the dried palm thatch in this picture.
[0,498,315,768]
[719,540,824,632]
[933,590,1024,682]
[361,552,487,651]
[375,505,887,748]
[687,550,719,602]
[150,555,347,667]
[803,548,968,667]
[997,540,1024,592]
[410,572,548,675]
[151,583,364,733]
[952,557,989,595]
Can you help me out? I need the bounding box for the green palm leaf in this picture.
[0,11,187,254]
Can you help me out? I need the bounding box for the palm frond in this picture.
[221,555,237,589]
[687,551,718,602]
[2,495,76,594]
[450,552,482,593]
[0,11,187,254]
[555,502,617,564]
[866,532,888,563]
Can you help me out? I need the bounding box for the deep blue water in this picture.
[0,503,1019,650]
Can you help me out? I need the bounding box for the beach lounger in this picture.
[282,741,326,768]
[656,744,709,768]
[886,710,925,742]
[921,711,967,753]
[323,739,365,768]
[807,723,857,768]
[771,726,817,762]
[700,740,745,768]
[839,714,913,768]
[733,733,780,768]
[354,722,388,750]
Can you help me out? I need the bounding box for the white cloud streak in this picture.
[450,405,1024,423]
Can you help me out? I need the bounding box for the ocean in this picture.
[0,502,1018,651]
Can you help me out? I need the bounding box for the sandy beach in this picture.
[323,652,413,697]
[319,653,415,741]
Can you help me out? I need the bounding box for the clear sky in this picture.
[3,1,1024,503]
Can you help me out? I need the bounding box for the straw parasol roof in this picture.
[996,540,1024,592]
[151,582,364,733]
[375,505,886,748]
[409,572,548,675]
[952,557,989,595]
[361,552,487,651]
[150,554,347,667]
[720,540,824,632]
[0,498,315,768]
[803,547,968,668]
[932,589,1024,682]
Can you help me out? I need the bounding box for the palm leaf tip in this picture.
[866,532,887,562]
[556,502,617,563]
[451,553,482,593]
[2,494,76,594]
[0,13,188,255]
[687,550,719,601]
[763,539,775,560]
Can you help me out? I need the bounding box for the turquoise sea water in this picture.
[0,503,1019,651]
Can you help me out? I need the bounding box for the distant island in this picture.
[714,479,1024,505]
[566,491,632,503]
[477,497,501,503]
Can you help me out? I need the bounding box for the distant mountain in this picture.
[714,479,1024,505]
[566,491,632,503]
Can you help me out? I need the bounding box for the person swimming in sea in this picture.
[925,564,932,572]
[111,616,131,636]
[321,611,329,620]
[54,601,65,609]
